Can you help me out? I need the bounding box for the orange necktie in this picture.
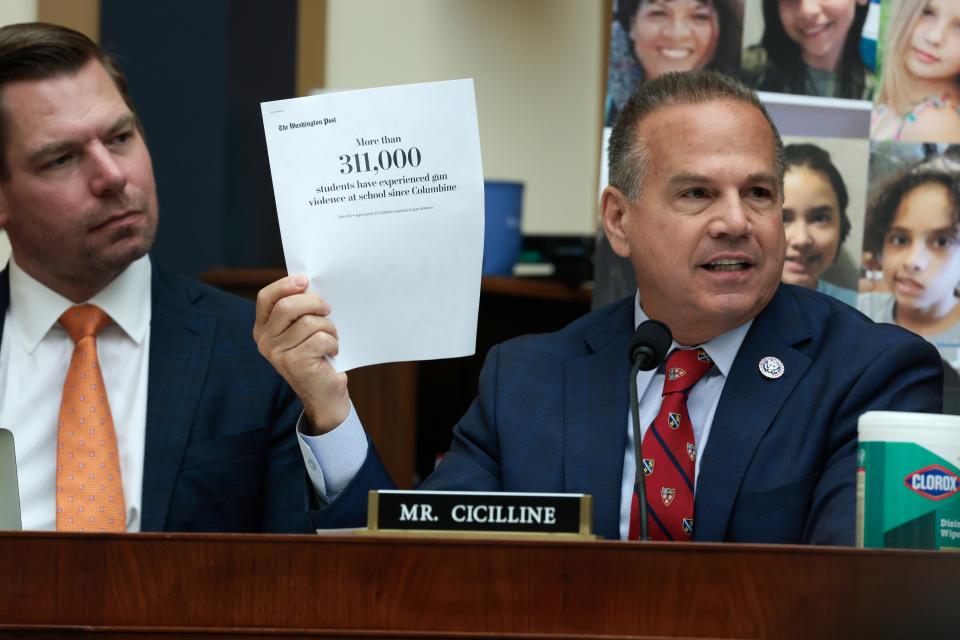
[56,304,126,532]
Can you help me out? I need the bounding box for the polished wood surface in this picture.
[0,532,955,638]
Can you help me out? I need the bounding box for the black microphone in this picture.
[628,319,672,541]
[630,320,672,371]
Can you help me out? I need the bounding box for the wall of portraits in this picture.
[596,0,960,379]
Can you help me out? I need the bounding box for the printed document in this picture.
[261,79,484,371]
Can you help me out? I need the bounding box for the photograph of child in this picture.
[604,0,744,125]
[860,143,960,377]
[741,0,874,100]
[781,138,869,305]
[871,0,960,143]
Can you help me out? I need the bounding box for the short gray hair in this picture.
[608,70,784,201]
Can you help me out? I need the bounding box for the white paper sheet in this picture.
[261,79,484,371]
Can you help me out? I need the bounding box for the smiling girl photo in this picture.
[605,0,743,124]
[742,0,873,99]
[872,0,960,143]
[781,142,862,305]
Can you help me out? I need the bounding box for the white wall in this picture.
[325,0,605,236]
[0,0,36,25]
[0,0,36,268]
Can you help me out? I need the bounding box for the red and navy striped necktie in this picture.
[629,348,713,541]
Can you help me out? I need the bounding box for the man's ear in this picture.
[600,185,632,258]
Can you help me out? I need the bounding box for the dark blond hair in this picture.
[877,0,960,114]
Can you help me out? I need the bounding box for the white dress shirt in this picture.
[300,291,752,541]
[0,256,151,531]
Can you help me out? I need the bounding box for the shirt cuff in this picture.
[297,402,368,502]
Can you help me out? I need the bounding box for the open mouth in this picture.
[799,22,831,38]
[703,258,750,272]
[658,47,694,60]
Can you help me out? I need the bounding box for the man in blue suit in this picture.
[0,23,309,532]
[256,71,942,543]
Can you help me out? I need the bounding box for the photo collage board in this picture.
[599,0,960,379]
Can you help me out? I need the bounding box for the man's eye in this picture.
[44,154,73,169]
[110,131,132,145]
[682,188,708,199]
[747,187,772,199]
[811,213,833,224]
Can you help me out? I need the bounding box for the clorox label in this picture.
[858,425,960,551]
[903,465,960,501]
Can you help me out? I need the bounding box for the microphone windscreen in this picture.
[629,320,672,371]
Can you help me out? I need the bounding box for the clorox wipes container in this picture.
[857,411,960,550]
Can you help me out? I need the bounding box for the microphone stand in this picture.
[627,319,671,542]
[630,357,649,541]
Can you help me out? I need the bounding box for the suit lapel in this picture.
[694,287,813,541]
[563,298,634,540]
[140,267,216,531]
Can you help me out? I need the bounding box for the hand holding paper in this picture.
[253,275,350,434]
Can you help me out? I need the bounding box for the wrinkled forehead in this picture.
[641,99,778,164]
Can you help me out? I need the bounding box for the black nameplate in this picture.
[367,490,592,537]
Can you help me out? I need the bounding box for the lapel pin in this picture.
[759,356,784,379]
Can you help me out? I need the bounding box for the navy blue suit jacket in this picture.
[313,285,942,544]
[0,264,312,533]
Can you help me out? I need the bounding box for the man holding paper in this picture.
[0,23,309,532]
[258,71,942,543]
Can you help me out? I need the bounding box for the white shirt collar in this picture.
[8,255,152,353]
[632,290,752,377]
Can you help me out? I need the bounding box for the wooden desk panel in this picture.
[0,532,955,638]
